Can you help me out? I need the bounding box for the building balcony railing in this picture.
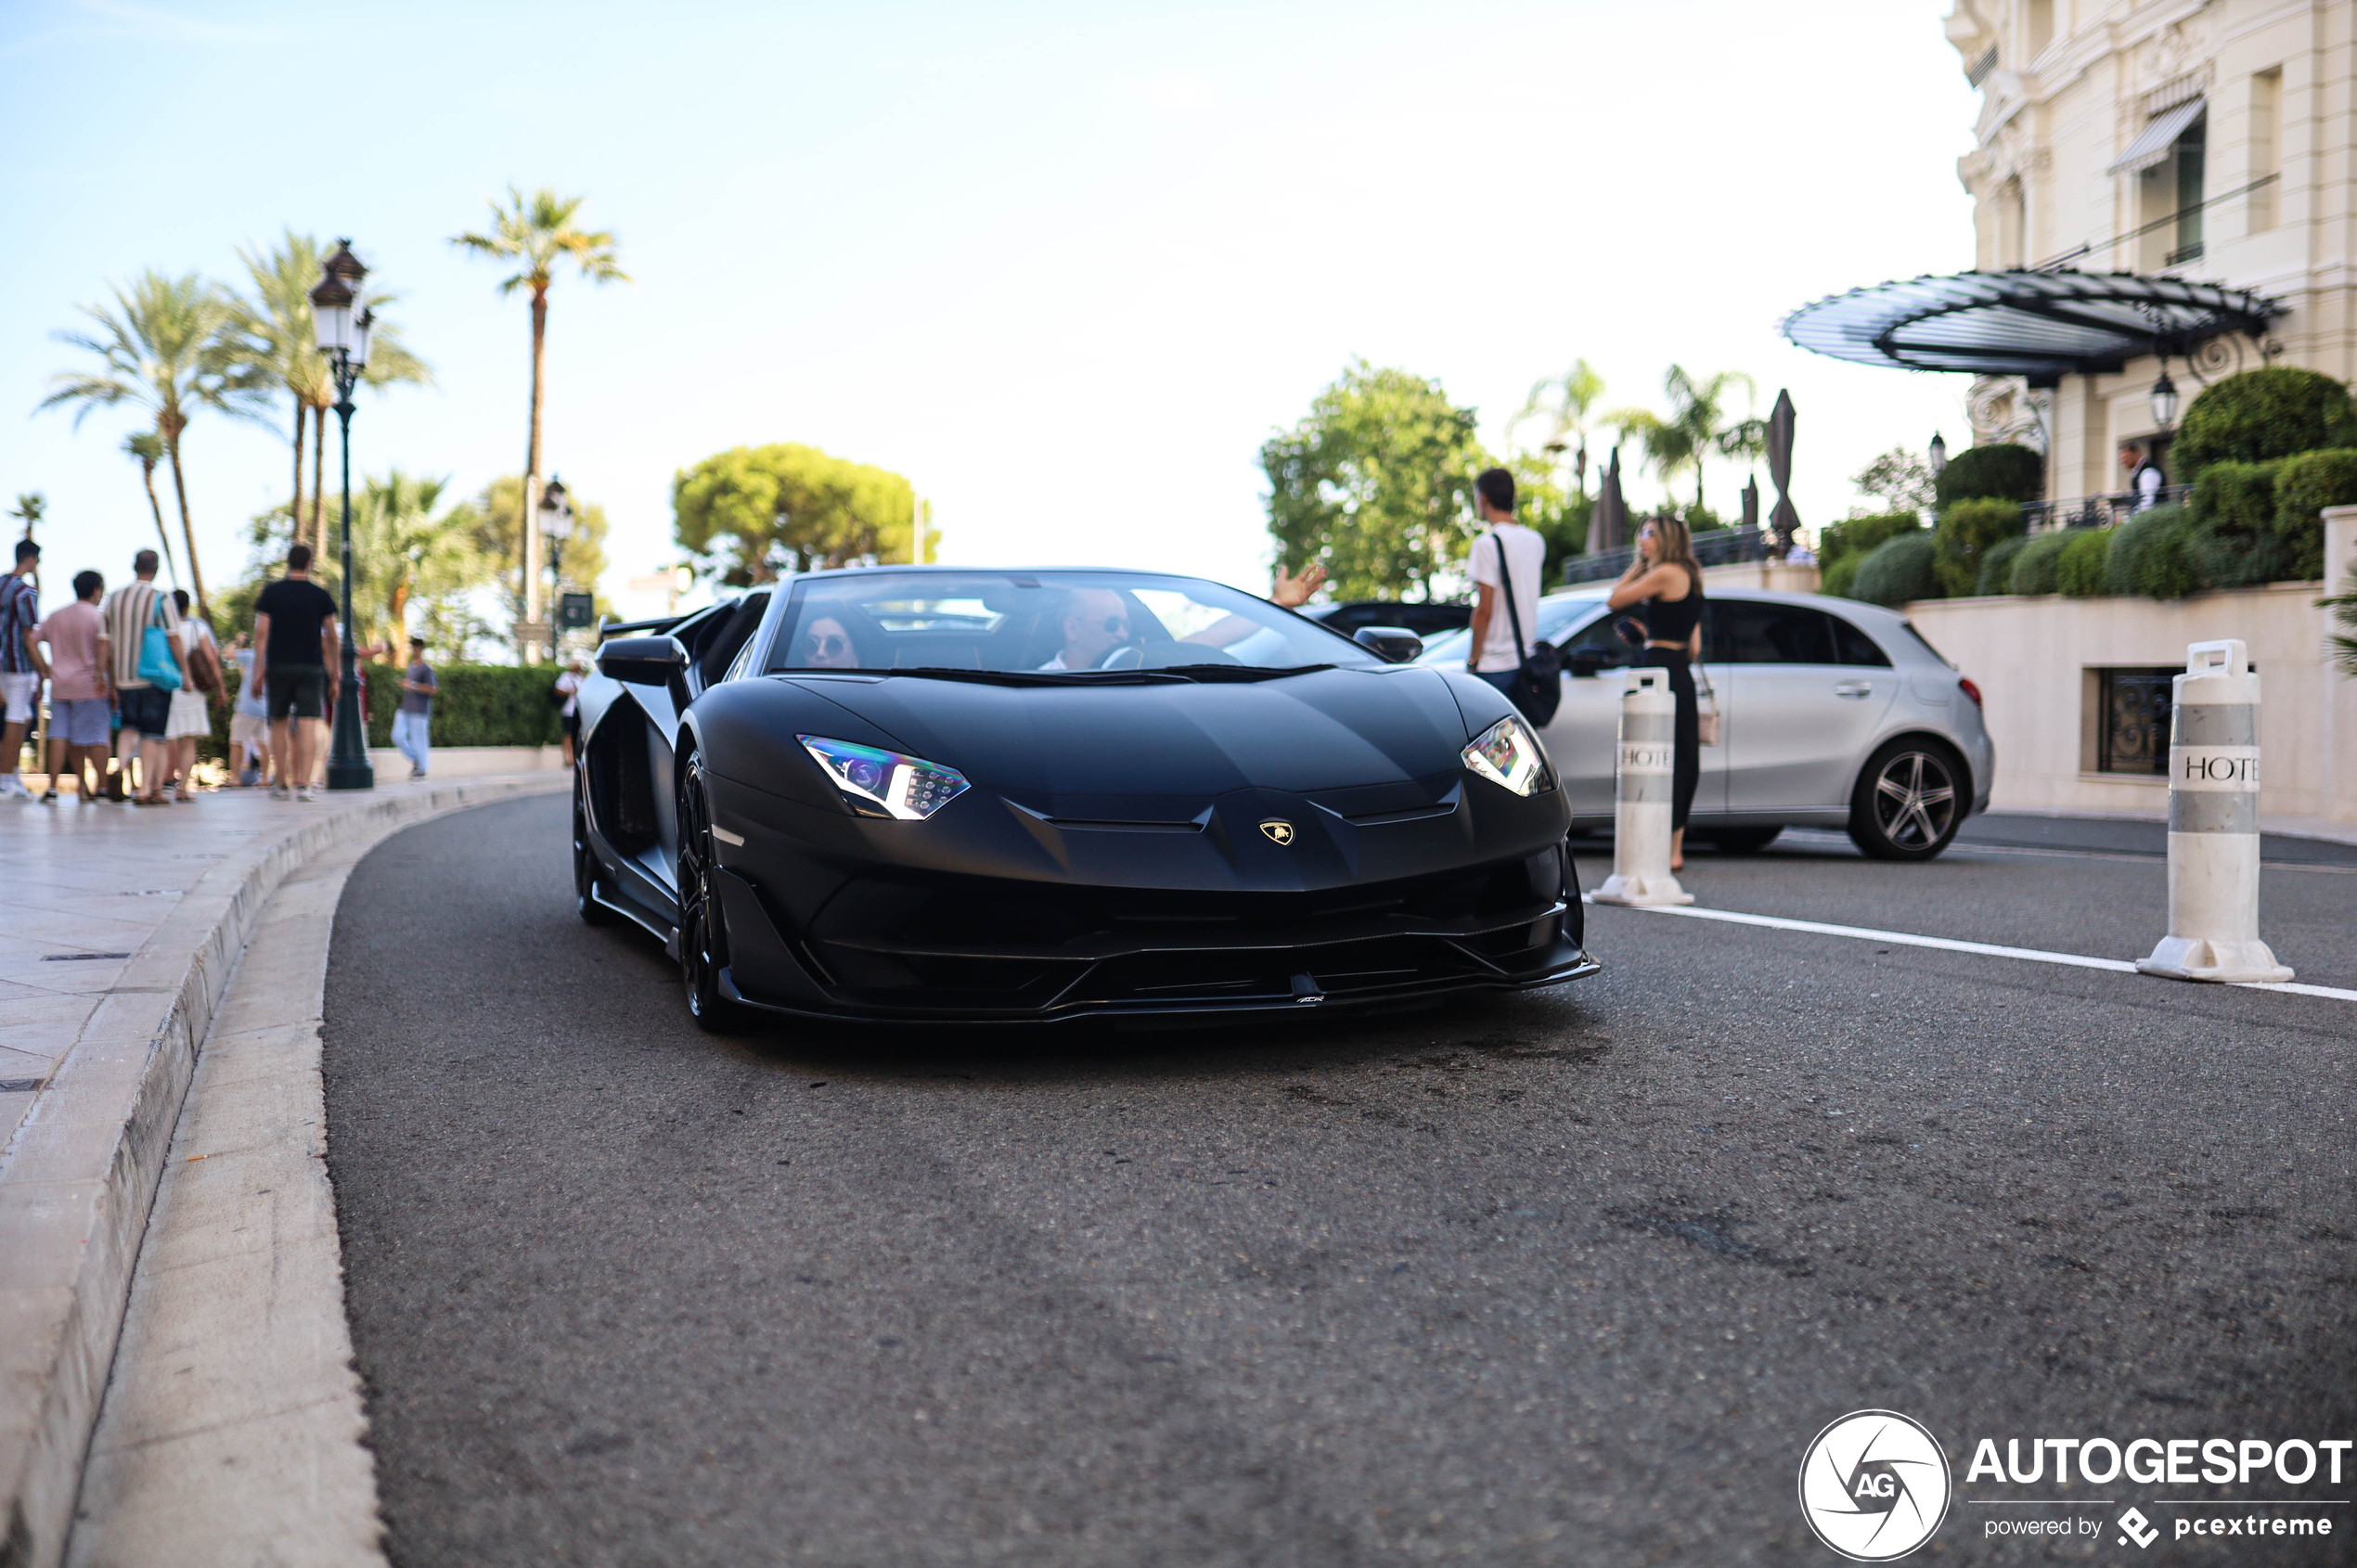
[2022,487,2192,533]
[1557,525,1773,585]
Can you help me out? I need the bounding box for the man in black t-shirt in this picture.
[250,543,341,801]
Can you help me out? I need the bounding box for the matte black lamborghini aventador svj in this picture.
[572,567,1598,1028]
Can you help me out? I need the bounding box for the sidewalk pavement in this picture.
[0,775,569,1568]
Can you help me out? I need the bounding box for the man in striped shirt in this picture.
[100,549,184,805]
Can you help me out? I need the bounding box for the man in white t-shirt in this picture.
[1464,468,1547,700]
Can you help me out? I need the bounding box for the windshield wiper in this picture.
[1153,662,1336,682]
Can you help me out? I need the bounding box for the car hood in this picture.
[781,665,1477,809]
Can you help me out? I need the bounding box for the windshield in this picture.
[765,571,1378,677]
[1414,595,1605,666]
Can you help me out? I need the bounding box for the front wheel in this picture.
[676,752,746,1032]
[1847,739,1964,862]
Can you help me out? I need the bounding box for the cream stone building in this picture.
[1946,0,2355,500]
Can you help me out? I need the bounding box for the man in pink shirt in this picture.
[36,571,111,803]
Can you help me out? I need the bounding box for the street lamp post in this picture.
[2150,366,2180,431]
[1927,431,1948,478]
[537,476,573,663]
[310,240,375,791]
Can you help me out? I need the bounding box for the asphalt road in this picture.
[324,795,2355,1567]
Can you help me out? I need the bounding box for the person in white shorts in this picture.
[0,539,40,801]
[227,631,267,785]
[161,587,218,801]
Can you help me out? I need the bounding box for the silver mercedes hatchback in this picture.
[1418,586,1995,860]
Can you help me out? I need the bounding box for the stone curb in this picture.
[0,776,570,1568]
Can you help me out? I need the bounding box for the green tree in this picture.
[122,431,178,583]
[10,493,46,544]
[672,445,920,585]
[1850,446,1936,516]
[1261,362,1486,601]
[338,471,495,654]
[1605,365,1761,511]
[462,474,617,629]
[229,232,431,559]
[1509,360,1606,495]
[2173,366,2357,473]
[453,188,628,645]
[38,270,264,615]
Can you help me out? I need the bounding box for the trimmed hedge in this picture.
[1976,535,2029,595]
[211,661,568,759]
[1852,532,1942,606]
[2006,531,2073,595]
[2273,447,2357,580]
[1934,498,2025,597]
[1818,512,1919,600]
[2173,367,2357,472]
[2104,504,2201,600]
[1933,443,2042,508]
[2055,528,2114,597]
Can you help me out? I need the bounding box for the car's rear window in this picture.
[1898,621,1952,668]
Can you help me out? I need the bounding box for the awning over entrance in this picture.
[2109,97,2206,174]
[1778,269,2280,385]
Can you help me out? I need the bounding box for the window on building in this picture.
[2250,68,2282,232]
[2095,667,2175,775]
[2170,110,2208,263]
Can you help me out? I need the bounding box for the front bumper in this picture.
[702,771,1598,1024]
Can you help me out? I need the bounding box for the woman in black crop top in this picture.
[1605,511,1706,868]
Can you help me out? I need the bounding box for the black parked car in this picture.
[573,568,1596,1029]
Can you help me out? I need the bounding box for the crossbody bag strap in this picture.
[1493,533,1528,664]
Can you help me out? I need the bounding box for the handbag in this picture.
[1696,662,1721,746]
[186,629,223,697]
[1489,534,1561,726]
[135,594,182,692]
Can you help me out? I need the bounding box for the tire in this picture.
[1847,739,1965,862]
[676,752,746,1031]
[573,781,617,926]
[1700,826,1783,854]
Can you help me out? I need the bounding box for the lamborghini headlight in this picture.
[797,735,971,820]
[1462,714,1553,796]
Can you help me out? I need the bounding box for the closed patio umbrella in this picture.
[1589,445,1627,555]
[1765,389,1799,560]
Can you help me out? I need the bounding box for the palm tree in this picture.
[122,431,178,583]
[229,232,432,559]
[7,494,42,545]
[1510,360,1606,494]
[1606,365,1761,511]
[452,187,627,651]
[38,272,262,615]
[346,470,488,653]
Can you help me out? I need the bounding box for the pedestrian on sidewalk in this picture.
[251,543,340,803]
[393,635,435,780]
[35,571,109,803]
[100,549,185,806]
[555,655,586,769]
[0,539,41,801]
[1463,468,1552,722]
[226,632,267,785]
[1606,510,1705,871]
[163,588,220,801]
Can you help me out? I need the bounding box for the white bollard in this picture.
[2136,638,2294,984]
[1591,668,1694,907]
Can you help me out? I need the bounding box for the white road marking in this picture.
[1582,897,2357,1003]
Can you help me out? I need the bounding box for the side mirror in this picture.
[598,636,687,686]
[1566,644,1619,677]
[1354,625,1423,664]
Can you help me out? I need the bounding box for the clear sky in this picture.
[1,0,1979,622]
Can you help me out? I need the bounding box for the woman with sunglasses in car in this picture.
[1605,511,1704,869]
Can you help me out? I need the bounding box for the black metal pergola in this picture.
[1779,269,2281,386]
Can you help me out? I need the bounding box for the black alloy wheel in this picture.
[1848,739,1964,861]
[676,752,744,1031]
[573,778,615,927]
[1700,827,1784,854]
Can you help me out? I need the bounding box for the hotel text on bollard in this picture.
[2135,639,2294,984]
[1591,668,1694,907]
